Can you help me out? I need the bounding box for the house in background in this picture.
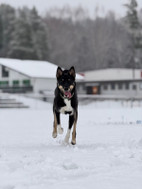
[77,68,142,96]
[0,58,83,93]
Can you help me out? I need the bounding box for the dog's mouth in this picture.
[64,91,72,98]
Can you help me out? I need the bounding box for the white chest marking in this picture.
[60,99,73,114]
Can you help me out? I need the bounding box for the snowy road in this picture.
[0,97,142,189]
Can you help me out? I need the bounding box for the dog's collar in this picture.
[60,92,74,100]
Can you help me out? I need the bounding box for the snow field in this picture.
[0,97,142,189]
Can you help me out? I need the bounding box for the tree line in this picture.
[0,3,142,72]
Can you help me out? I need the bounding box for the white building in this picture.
[0,58,83,93]
[77,68,142,96]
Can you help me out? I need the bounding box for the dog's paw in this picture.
[71,140,76,145]
[52,131,57,138]
[64,137,70,144]
[64,129,71,143]
[57,125,64,134]
[64,135,70,144]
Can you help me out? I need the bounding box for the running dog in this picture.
[52,66,78,145]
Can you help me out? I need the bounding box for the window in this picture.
[125,83,129,90]
[87,86,92,94]
[111,83,115,90]
[23,80,30,86]
[13,80,19,86]
[87,86,100,94]
[0,81,9,87]
[118,83,123,90]
[132,84,137,90]
[2,66,9,77]
[139,83,142,90]
[103,85,108,90]
[92,86,99,94]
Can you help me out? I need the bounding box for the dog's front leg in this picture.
[52,111,58,138]
[71,110,78,145]
[52,110,63,138]
[56,111,64,135]
[64,114,74,143]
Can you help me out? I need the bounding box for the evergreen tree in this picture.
[0,4,16,57]
[125,0,139,30]
[8,8,36,59]
[124,0,142,70]
[0,13,2,51]
[8,7,48,60]
[29,7,48,60]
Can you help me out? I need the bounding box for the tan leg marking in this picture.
[52,112,57,138]
[71,121,77,145]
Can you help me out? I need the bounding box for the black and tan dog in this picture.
[52,66,78,145]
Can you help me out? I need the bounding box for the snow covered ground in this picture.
[0,95,142,189]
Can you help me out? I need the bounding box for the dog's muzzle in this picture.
[64,91,72,99]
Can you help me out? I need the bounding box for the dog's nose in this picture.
[64,87,68,91]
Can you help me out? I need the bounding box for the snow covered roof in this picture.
[0,58,83,80]
[84,68,142,82]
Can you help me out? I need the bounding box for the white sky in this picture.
[0,0,142,18]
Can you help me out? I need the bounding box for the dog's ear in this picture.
[69,66,76,78]
[56,67,63,78]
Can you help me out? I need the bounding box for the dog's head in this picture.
[56,66,76,99]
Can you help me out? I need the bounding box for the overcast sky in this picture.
[0,0,142,17]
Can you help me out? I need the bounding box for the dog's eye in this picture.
[68,79,71,81]
[61,79,64,82]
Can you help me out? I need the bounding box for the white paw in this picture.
[64,129,71,143]
[52,132,57,138]
[64,136,70,144]
[57,125,64,134]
